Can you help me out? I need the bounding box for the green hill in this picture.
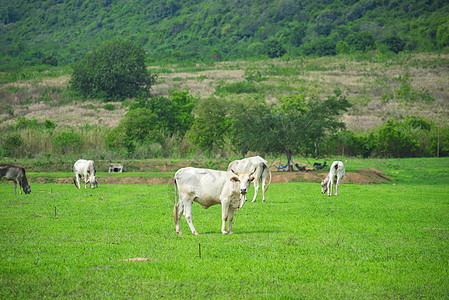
[1,0,449,65]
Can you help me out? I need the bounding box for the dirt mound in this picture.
[31,168,391,185]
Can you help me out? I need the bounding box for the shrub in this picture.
[53,132,84,154]
[15,117,40,130]
[301,38,336,56]
[70,39,157,100]
[102,104,116,111]
[263,39,286,58]
[345,31,376,52]
[2,134,23,157]
[381,35,406,53]
[45,120,56,129]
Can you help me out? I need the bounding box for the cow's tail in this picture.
[264,163,272,194]
[173,178,179,225]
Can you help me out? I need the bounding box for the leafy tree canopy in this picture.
[230,90,351,170]
[70,39,156,100]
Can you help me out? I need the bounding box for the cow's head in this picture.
[321,177,329,194]
[87,174,97,189]
[20,176,31,194]
[23,184,31,194]
[230,169,256,208]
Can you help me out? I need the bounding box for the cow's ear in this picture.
[230,176,240,182]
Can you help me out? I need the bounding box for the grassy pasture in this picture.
[1,159,449,298]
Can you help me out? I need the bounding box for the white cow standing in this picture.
[73,159,97,189]
[321,161,345,196]
[227,156,271,202]
[173,167,256,235]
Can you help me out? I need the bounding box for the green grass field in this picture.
[1,158,449,298]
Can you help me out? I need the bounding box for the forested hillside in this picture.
[1,0,449,65]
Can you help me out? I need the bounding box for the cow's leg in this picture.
[174,201,184,235]
[13,181,17,194]
[251,180,259,202]
[227,209,235,234]
[327,180,332,196]
[261,176,267,202]
[183,200,199,236]
[75,174,81,189]
[84,172,88,189]
[221,204,230,235]
[335,176,341,196]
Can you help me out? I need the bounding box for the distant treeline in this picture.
[2,93,448,160]
[1,0,449,66]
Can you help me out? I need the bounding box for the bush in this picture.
[263,39,286,58]
[45,119,56,129]
[2,134,23,157]
[70,39,157,100]
[345,31,376,52]
[102,104,116,111]
[53,132,84,154]
[381,35,406,53]
[301,38,336,56]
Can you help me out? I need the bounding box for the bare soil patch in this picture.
[31,168,391,185]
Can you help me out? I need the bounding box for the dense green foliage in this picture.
[1,0,449,66]
[229,91,351,170]
[324,116,449,158]
[105,90,195,155]
[1,157,448,298]
[1,94,448,160]
[70,39,156,100]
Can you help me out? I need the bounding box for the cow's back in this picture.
[228,156,266,173]
[74,159,94,173]
[175,167,235,208]
[330,161,345,177]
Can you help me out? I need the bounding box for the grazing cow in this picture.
[173,167,256,235]
[73,159,98,189]
[227,156,271,202]
[321,161,345,196]
[0,164,31,194]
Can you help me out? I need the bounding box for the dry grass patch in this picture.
[1,54,448,131]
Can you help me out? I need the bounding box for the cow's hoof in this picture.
[251,200,256,203]
[176,231,183,235]
[222,231,228,235]
[193,231,199,236]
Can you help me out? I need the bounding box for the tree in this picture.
[188,97,230,151]
[230,91,351,171]
[105,107,162,153]
[53,132,84,155]
[263,39,287,58]
[345,31,376,52]
[374,119,420,158]
[382,35,406,53]
[70,39,156,100]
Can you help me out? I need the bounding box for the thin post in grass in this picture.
[54,206,57,217]
[199,243,201,258]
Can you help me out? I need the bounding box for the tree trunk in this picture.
[285,149,294,172]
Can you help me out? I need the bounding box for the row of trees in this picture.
[2,102,447,163]
[99,91,447,165]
